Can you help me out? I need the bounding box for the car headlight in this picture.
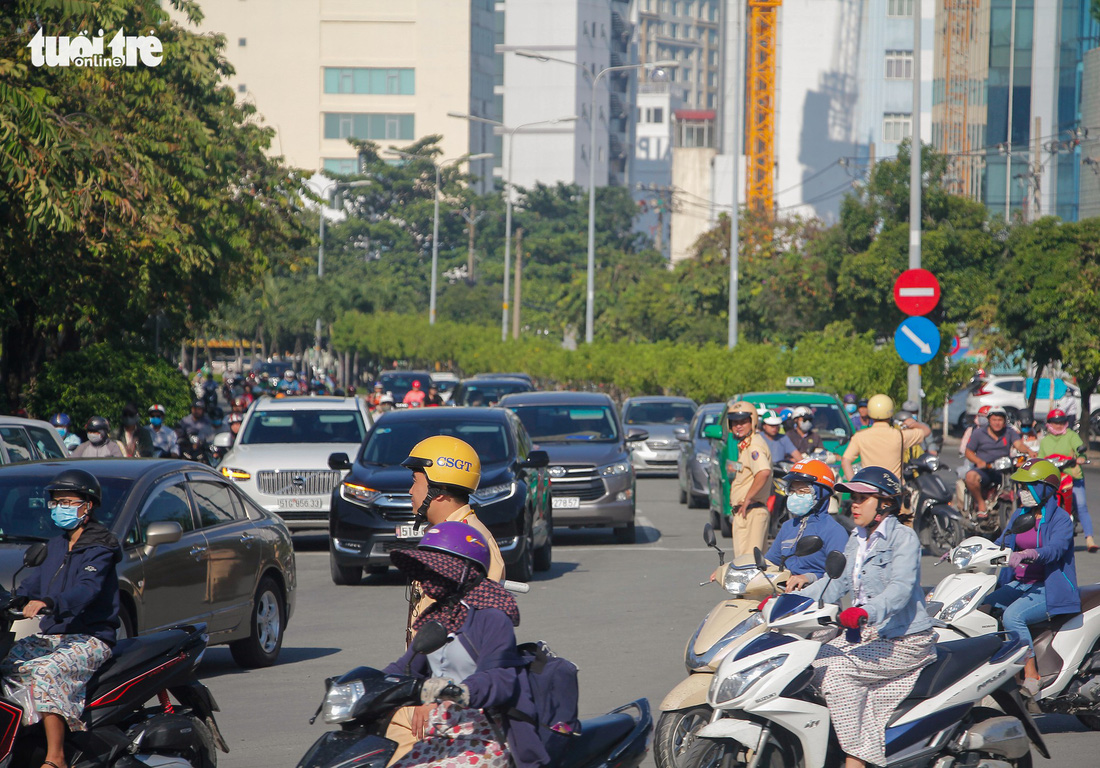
[322,679,366,724]
[220,467,251,481]
[471,482,515,505]
[723,567,759,596]
[951,544,982,569]
[695,452,711,464]
[601,462,631,476]
[939,587,981,621]
[711,654,788,704]
[341,482,381,506]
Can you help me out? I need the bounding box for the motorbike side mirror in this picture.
[213,432,234,449]
[1010,511,1038,535]
[411,622,449,657]
[328,452,352,471]
[1078,445,1088,456]
[753,546,768,573]
[702,523,724,565]
[23,542,47,569]
[825,551,847,580]
[793,535,824,558]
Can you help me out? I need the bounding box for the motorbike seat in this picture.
[907,634,1006,699]
[557,712,635,767]
[87,630,188,694]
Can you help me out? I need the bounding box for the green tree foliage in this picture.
[26,343,193,430]
[0,0,310,406]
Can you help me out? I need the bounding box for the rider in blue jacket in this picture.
[771,459,850,591]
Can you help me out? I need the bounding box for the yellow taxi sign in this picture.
[785,376,815,388]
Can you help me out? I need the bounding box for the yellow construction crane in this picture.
[746,0,780,214]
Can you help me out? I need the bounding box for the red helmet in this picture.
[411,380,421,389]
[977,405,992,416]
[1047,408,1069,424]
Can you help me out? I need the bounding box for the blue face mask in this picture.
[56,427,68,437]
[787,492,816,517]
[50,503,86,530]
[845,403,857,414]
[149,417,163,427]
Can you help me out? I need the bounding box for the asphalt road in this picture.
[199,471,1100,767]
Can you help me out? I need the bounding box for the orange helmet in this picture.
[784,459,836,493]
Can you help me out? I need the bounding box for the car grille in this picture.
[375,493,415,522]
[278,509,329,522]
[257,469,341,496]
[646,439,678,451]
[382,540,419,553]
[549,465,607,502]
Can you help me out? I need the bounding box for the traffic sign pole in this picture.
[909,0,923,414]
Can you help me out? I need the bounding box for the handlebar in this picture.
[440,683,465,699]
[502,580,530,594]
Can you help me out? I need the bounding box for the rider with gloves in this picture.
[71,416,123,458]
[2,469,121,768]
[1040,409,1096,553]
[984,459,1080,699]
[771,460,851,591]
[383,523,546,768]
[800,467,936,768]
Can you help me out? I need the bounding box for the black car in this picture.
[676,402,726,508]
[0,459,296,667]
[450,376,534,407]
[327,407,552,583]
[375,371,435,403]
[498,391,647,543]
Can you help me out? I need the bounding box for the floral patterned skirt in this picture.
[391,701,509,768]
[1,633,112,730]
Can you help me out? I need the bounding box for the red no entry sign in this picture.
[893,269,941,316]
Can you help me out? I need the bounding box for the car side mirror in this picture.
[702,424,723,440]
[213,432,234,449]
[674,427,690,442]
[328,452,352,471]
[626,428,648,443]
[521,450,550,469]
[144,521,183,556]
[793,535,824,558]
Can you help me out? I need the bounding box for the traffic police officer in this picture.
[725,401,773,559]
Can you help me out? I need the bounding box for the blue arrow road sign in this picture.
[894,316,941,365]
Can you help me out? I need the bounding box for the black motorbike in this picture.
[296,623,652,768]
[0,545,227,768]
[178,431,211,465]
[904,452,964,556]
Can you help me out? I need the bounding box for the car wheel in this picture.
[229,576,285,668]
[508,526,535,582]
[117,604,135,641]
[679,486,687,505]
[719,512,732,539]
[688,492,707,509]
[614,521,637,544]
[329,550,363,586]
[533,526,552,572]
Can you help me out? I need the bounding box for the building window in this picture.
[885,50,913,79]
[670,23,678,37]
[323,158,359,175]
[323,113,416,141]
[323,68,416,95]
[887,0,913,16]
[671,0,680,14]
[237,84,247,93]
[882,112,912,142]
[238,38,247,47]
[676,117,715,148]
[652,107,664,123]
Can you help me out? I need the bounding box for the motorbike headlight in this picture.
[951,544,982,569]
[341,482,380,506]
[322,679,366,724]
[601,462,631,476]
[939,587,981,621]
[723,567,759,596]
[695,452,711,464]
[220,467,251,481]
[926,455,941,472]
[711,654,788,704]
[471,482,515,505]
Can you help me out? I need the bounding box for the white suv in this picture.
[965,375,1081,422]
[218,396,371,530]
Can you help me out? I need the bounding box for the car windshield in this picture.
[454,381,532,406]
[509,405,619,442]
[378,373,433,399]
[696,410,724,437]
[240,410,366,444]
[623,401,695,425]
[434,379,458,394]
[254,361,293,378]
[360,421,511,465]
[0,474,132,541]
[755,401,852,440]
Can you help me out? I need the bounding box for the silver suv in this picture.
[219,396,372,530]
[621,396,698,476]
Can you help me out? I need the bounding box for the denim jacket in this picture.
[806,515,932,638]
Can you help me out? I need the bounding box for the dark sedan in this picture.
[676,402,726,508]
[0,459,296,667]
[498,391,647,543]
[450,376,534,407]
[327,408,552,583]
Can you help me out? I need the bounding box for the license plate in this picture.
[395,524,424,539]
[654,451,679,461]
[552,496,581,509]
[277,497,323,510]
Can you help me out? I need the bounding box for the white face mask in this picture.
[798,419,813,432]
[1018,489,1037,508]
[786,492,816,517]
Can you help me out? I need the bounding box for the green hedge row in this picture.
[333,312,971,409]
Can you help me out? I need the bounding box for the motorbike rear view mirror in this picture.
[793,535,824,558]
[412,622,449,657]
[702,523,724,565]
[1010,511,1037,535]
[213,432,234,449]
[1078,445,1088,456]
[753,547,768,573]
[820,550,848,607]
[11,542,48,593]
[521,450,550,469]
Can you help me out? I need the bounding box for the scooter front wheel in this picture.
[654,706,711,768]
[680,736,789,768]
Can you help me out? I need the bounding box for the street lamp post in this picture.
[448,112,577,342]
[316,178,371,352]
[386,150,493,325]
[516,51,676,344]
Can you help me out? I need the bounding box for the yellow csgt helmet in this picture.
[867,394,895,421]
[401,436,482,493]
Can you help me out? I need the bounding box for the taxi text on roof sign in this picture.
[785,376,815,389]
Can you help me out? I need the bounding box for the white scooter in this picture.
[927,511,1100,729]
[683,551,1050,768]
